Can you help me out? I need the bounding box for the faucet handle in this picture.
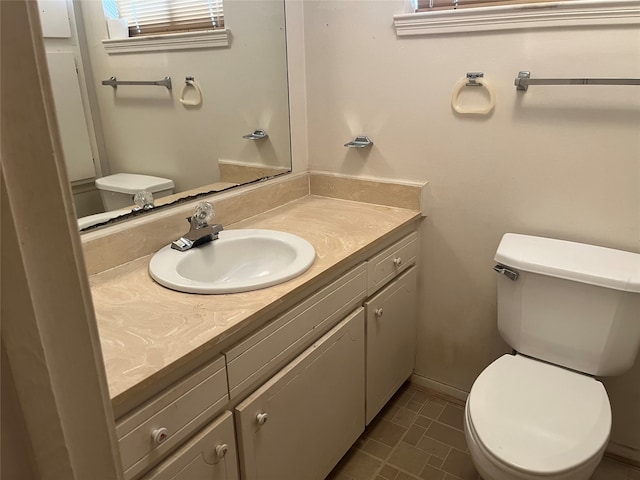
[133,190,154,211]
[192,201,214,226]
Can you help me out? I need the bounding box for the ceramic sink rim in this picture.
[148,228,316,294]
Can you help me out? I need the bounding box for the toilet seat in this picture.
[467,354,611,476]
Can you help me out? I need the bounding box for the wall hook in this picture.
[243,129,268,140]
[344,136,373,148]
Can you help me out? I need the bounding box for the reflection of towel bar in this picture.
[515,71,640,91]
[101,76,172,90]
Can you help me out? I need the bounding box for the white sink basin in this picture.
[149,229,316,294]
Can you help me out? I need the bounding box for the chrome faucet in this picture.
[171,202,223,252]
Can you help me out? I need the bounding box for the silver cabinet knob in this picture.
[215,443,229,459]
[151,427,169,445]
[256,412,268,426]
[393,257,403,267]
[375,308,384,318]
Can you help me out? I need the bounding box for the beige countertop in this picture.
[90,195,420,412]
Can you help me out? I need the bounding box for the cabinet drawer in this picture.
[142,411,239,480]
[224,263,366,398]
[367,232,418,295]
[235,308,365,480]
[116,356,229,480]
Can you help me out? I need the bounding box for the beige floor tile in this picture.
[407,399,424,412]
[411,390,430,404]
[397,472,422,480]
[338,449,383,480]
[393,407,418,428]
[362,438,393,460]
[382,403,402,421]
[326,383,638,480]
[592,458,639,480]
[414,415,433,429]
[592,459,627,479]
[440,448,478,480]
[403,425,427,446]
[419,464,446,480]
[395,388,416,407]
[367,418,408,447]
[326,468,356,480]
[388,443,430,476]
[427,395,447,406]
[437,404,464,431]
[379,464,400,479]
[416,435,451,460]
[420,401,445,420]
[425,422,468,452]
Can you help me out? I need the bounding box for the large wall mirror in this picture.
[38,0,291,231]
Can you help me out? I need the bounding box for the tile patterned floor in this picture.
[326,383,640,480]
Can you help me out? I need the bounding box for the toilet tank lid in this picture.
[495,233,640,293]
[95,173,174,194]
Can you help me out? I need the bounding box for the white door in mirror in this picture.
[149,229,316,294]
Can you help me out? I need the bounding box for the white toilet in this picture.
[465,233,640,480]
[95,173,175,210]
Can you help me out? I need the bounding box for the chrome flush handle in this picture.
[493,264,519,281]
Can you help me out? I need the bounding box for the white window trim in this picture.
[102,29,229,54]
[393,0,640,36]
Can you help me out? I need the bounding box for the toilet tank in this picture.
[494,234,640,376]
[95,173,175,211]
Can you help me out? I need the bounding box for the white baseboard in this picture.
[605,441,640,466]
[410,373,469,402]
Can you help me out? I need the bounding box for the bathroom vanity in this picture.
[87,184,421,480]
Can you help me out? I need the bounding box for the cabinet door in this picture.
[365,267,417,424]
[142,411,238,480]
[235,309,365,480]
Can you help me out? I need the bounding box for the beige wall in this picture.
[302,0,640,460]
[80,0,291,193]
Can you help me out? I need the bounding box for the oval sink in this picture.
[149,229,316,294]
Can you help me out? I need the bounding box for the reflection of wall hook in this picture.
[180,76,203,106]
[242,129,268,140]
[451,72,495,115]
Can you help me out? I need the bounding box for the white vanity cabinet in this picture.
[224,264,367,400]
[118,228,419,480]
[365,267,418,424]
[235,309,365,480]
[142,411,239,480]
[117,356,229,480]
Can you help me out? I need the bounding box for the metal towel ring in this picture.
[179,76,203,106]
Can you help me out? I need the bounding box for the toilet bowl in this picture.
[464,354,610,480]
[464,234,640,480]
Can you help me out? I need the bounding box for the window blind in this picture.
[112,0,224,36]
[416,0,577,11]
